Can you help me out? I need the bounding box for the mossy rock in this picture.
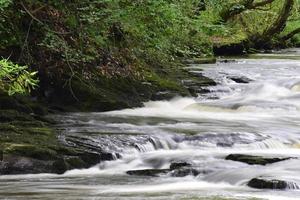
[2,143,57,160]
[0,93,48,115]
[0,109,35,122]
[183,57,216,64]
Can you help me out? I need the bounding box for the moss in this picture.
[146,72,184,92]
[183,57,217,65]
[0,109,63,161]
[0,109,35,122]
[3,143,57,160]
[0,92,49,115]
[64,156,86,169]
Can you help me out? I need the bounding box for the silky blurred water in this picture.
[1,49,300,200]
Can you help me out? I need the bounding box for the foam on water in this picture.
[1,51,300,200]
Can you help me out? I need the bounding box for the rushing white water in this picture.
[1,49,300,200]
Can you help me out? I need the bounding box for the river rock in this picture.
[126,169,170,177]
[248,178,288,189]
[228,76,253,83]
[170,167,201,177]
[183,57,216,64]
[225,154,291,165]
[219,59,236,63]
[170,162,192,170]
[0,154,54,174]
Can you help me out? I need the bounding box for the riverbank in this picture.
[0,57,218,175]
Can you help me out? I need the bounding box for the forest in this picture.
[1,0,299,105]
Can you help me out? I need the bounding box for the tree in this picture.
[263,0,294,39]
[281,27,300,40]
[220,0,276,22]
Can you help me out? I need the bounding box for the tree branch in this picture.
[251,0,276,8]
[220,0,276,22]
[281,27,300,40]
[20,2,43,24]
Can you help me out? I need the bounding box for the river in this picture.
[1,49,300,200]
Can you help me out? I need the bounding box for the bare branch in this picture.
[20,2,43,24]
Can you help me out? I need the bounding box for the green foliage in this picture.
[0,59,39,95]
[0,0,12,10]
[0,0,299,92]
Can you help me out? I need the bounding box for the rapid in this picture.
[1,49,300,200]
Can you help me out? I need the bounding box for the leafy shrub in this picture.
[0,59,39,95]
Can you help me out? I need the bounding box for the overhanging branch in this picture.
[281,27,300,40]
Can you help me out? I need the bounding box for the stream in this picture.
[1,49,300,200]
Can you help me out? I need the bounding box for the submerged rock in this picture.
[126,169,170,177]
[228,76,253,84]
[169,162,200,177]
[127,161,201,177]
[225,154,291,165]
[170,162,192,170]
[170,167,201,177]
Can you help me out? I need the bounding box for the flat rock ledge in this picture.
[225,154,292,165]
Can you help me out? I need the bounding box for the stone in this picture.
[170,162,192,170]
[225,154,292,165]
[248,178,288,189]
[228,76,253,84]
[126,169,170,177]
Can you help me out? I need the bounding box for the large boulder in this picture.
[0,109,118,175]
[247,178,299,190]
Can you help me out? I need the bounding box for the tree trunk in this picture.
[281,27,300,40]
[263,0,294,38]
[220,0,254,22]
[220,0,276,22]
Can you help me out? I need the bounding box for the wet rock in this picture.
[216,142,233,147]
[170,167,200,177]
[183,57,216,64]
[228,76,253,84]
[219,59,236,63]
[170,162,191,170]
[0,109,120,175]
[126,169,170,177]
[225,154,291,165]
[0,154,54,175]
[188,72,217,86]
[152,91,178,101]
[248,178,288,189]
[213,41,248,56]
[169,162,204,177]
